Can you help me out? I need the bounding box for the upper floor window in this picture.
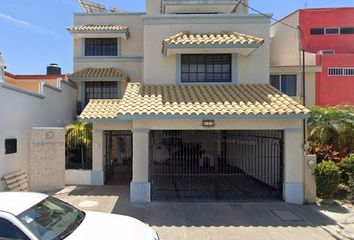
[85,81,119,104]
[328,67,354,76]
[181,54,231,83]
[310,27,354,35]
[85,38,117,56]
[270,74,297,97]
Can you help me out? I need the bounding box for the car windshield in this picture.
[17,196,85,240]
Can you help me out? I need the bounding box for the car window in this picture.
[17,197,85,240]
[0,217,30,240]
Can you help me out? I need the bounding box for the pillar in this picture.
[130,129,151,202]
[283,128,304,204]
[92,128,104,185]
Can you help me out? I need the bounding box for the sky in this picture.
[0,0,353,74]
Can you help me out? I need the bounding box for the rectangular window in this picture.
[341,27,354,34]
[85,38,118,56]
[325,28,340,35]
[310,28,324,35]
[328,67,354,76]
[270,74,297,96]
[181,54,232,83]
[85,81,119,104]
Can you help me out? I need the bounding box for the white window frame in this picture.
[328,67,354,76]
[325,27,340,35]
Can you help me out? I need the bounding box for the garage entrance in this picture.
[150,130,283,201]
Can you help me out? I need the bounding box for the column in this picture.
[130,129,151,202]
[92,128,104,185]
[283,128,304,204]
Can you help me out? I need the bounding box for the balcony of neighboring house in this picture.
[161,0,249,14]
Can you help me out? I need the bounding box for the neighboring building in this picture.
[67,0,310,204]
[0,54,77,191]
[4,64,66,93]
[271,8,354,106]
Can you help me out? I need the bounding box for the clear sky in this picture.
[0,0,353,74]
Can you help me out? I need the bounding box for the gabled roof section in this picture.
[68,67,129,81]
[79,83,310,121]
[162,31,264,56]
[66,25,129,39]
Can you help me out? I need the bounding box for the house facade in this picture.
[271,8,354,107]
[67,0,310,204]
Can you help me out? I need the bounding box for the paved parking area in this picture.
[54,186,351,240]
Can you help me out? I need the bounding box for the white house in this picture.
[66,0,310,204]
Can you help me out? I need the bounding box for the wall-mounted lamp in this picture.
[202,120,215,127]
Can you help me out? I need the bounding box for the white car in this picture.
[0,192,159,240]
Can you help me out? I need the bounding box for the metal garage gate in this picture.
[149,130,283,201]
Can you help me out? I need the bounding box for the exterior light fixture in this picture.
[202,120,215,127]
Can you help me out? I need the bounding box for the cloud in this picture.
[0,13,59,37]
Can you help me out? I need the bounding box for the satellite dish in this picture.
[77,0,106,13]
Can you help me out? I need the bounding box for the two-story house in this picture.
[66,0,310,204]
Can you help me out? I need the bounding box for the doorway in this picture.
[104,131,132,185]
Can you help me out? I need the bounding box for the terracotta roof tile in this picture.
[66,25,128,31]
[80,99,121,120]
[163,31,264,47]
[79,83,310,120]
[68,68,128,80]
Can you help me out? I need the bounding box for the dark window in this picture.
[85,81,119,105]
[181,54,232,83]
[310,28,324,35]
[341,27,354,34]
[270,74,297,96]
[325,28,339,34]
[0,218,30,240]
[5,139,17,154]
[85,38,118,56]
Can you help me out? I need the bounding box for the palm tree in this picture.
[308,106,354,153]
[65,121,92,169]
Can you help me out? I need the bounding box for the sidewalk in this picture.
[54,186,353,240]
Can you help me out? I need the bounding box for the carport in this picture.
[150,130,283,201]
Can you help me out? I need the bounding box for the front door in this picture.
[104,131,132,185]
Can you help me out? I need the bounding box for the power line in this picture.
[238,1,300,30]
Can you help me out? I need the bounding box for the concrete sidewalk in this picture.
[54,186,353,240]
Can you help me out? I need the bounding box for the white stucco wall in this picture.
[0,80,76,191]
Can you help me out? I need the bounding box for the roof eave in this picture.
[79,112,311,122]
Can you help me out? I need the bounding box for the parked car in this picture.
[0,192,159,240]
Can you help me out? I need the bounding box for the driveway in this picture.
[54,186,351,240]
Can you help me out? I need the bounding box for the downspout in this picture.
[302,49,307,145]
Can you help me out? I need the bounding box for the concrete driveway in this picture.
[54,186,349,240]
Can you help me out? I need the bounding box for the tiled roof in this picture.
[79,83,310,120]
[163,31,264,47]
[68,68,128,80]
[80,99,121,120]
[66,25,128,31]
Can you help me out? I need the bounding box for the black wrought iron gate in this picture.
[105,131,132,185]
[149,130,283,201]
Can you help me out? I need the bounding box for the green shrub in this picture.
[339,155,354,184]
[315,160,341,199]
[349,176,354,196]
